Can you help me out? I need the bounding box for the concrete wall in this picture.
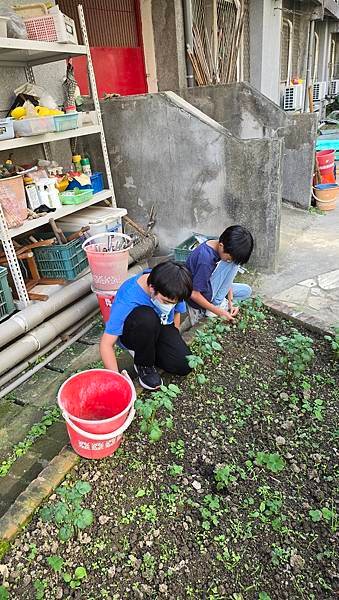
[178,83,317,209]
[151,0,187,91]
[249,0,282,104]
[90,92,283,271]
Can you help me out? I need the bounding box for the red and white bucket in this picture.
[92,286,116,322]
[58,369,136,459]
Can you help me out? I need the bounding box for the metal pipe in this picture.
[0,319,97,400]
[283,18,293,84]
[182,0,195,87]
[304,19,315,112]
[0,309,98,389]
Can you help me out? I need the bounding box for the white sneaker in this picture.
[205,298,228,318]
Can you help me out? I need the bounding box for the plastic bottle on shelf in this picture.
[81,156,92,177]
[72,154,82,172]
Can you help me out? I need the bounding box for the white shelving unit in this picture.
[0,5,116,308]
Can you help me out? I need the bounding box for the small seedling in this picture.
[168,463,184,477]
[276,328,314,379]
[200,495,221,530]
[324,326,339,360]
[39,480,93,541]
[47,555,64,573]
[63,566,87,589]
[236,297,266,332]
[214,464,238,489]
[170,439,185,459]
[255,451,285,473]
[0,587,9,600]
[135,384,180,442]
[34,579,48,599]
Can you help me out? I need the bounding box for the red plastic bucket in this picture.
[82,233,132,291]
[58,370,136,459]
[94,288,116,322]
[316,149,336,183]
[62,407,135,460]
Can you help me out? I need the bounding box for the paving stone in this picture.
[318,269,339,291]
[273,284,309,305]
[0,405,43,461]
[8,451,44,484]
[47,341,88,371]
[13,369,61,408]
[42,421,68,446]
[307,296,326,311]
[298,278,317,288]
[0,475,27,518]
[32,431,68,463]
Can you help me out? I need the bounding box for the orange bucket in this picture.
[313,184,338,211]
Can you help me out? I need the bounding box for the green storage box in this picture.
[0,266,15,322]
[33,238,88,280]
[60,188,94,205]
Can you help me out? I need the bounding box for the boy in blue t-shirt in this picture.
[100,261,193,391]
[186,225,253,324]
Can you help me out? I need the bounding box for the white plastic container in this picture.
[0,118,14,141]
[58,207,127,237]
[24,7,78,44]
[13,117,55,137]
[0,16,9,38]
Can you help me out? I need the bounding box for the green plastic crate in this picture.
[0,266,15,322]
[59,188,94,205]
[33,238,88,281]
[174,233,217,263]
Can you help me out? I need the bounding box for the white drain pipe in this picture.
[0,273,93,350]
[0,294,97,377]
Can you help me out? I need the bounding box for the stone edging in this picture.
[263,297,332,335]
[0,446,79,550]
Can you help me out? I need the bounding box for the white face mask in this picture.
[151,295,175,324]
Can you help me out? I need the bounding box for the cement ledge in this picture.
[0,446,79,551]
[263,297,332,335]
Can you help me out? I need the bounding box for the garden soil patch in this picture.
[1,307,338,600]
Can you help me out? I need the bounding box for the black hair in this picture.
[219,225,254,264]
[147,261,193,301]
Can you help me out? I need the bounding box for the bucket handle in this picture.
[312,189,338,201]
[62,407,135,441]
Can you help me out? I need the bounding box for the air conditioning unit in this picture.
[328,80,339,96]
[283,84,304,111]
[312,81,327,101]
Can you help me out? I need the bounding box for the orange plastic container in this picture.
[82,233,132,292]
[58,369,136,459]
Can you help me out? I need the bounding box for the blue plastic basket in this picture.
[67,172,104,194]
[0,266,15,322]
[33,238,88,281]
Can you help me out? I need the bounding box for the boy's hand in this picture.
[218,308,235,322]
[228,302,239,318]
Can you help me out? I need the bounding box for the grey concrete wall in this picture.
[89,92,282,271]
[151,0,187,91]
[178,83,317,209]
[249,0,282,104]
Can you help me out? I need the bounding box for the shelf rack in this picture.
[0,5,116,308]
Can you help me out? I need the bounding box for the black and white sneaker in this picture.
[134,365,163,390]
